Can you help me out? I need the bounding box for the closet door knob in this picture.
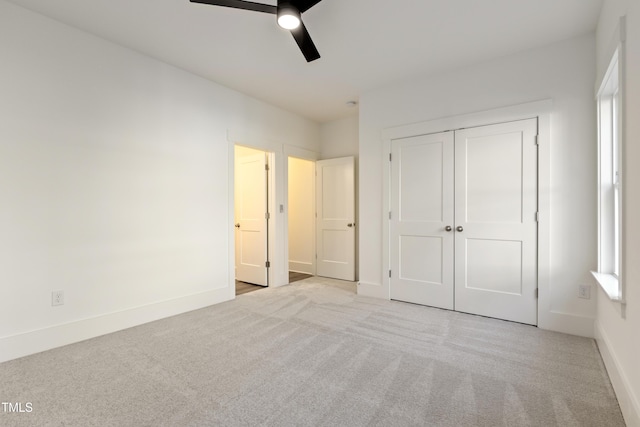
[456,226,464,232]
[235,223,240,228]
[445,226,452,232]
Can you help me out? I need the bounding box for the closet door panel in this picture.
[390,132,454,310]
[454,119,538,325]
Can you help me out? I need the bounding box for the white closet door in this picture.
[454,119,538,325]
[316,157,355,281]
[390,132,455,309]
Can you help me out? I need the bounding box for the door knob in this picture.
[235,223,240,228]
[445,226,452,232]
[347,223,355,228]
[456,226,464,232]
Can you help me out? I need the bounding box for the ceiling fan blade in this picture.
[189,0,276,14]
[290,0,323,14]
[290,21,320,62]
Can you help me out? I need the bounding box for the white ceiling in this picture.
[8,0,603,123]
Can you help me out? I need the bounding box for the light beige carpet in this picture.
[0,277,625,426]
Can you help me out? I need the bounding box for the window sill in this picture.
[591,271,623,302]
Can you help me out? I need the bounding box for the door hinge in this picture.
[535,288,539,299]
[265,163,269,171]
[535,135,540,146]
[535,212,539,222]
[389,153,392,162]
[388,211,392,220]
[265,212,270,220]
[389,270,392,278]
[266,261,271,268]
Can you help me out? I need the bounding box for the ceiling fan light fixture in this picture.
[190,0,322,61]
[277,4,301,29]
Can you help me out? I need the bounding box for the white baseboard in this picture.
[357,281,388,299]
[0,287,232,363]
[357,284,596,340]
[537,310,595,338]
[595,320,640,427]
[288,261,313,275]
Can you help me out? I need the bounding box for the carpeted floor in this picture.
[0,277,625,426]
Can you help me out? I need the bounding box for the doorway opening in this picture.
[288,156,316,283]
[287,155,357,283]
[234,145,273,295]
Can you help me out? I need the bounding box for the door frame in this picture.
[380,100,552,328]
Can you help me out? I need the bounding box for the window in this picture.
[593,25,625,302]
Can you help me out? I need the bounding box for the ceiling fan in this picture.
[190,0,324,62]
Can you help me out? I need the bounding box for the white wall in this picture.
[0,0,319,362]
[358,34,598,337]
[595,1,640,425]
[288,157,315,274]
[320,115,359,159]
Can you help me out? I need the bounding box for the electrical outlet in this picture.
[52,290,64,306]
[578,285,591,300]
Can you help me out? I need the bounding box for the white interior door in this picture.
[390,132,454,309]
[454,119,538,324]
[316,157,355,281]
[235,152,268,286]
